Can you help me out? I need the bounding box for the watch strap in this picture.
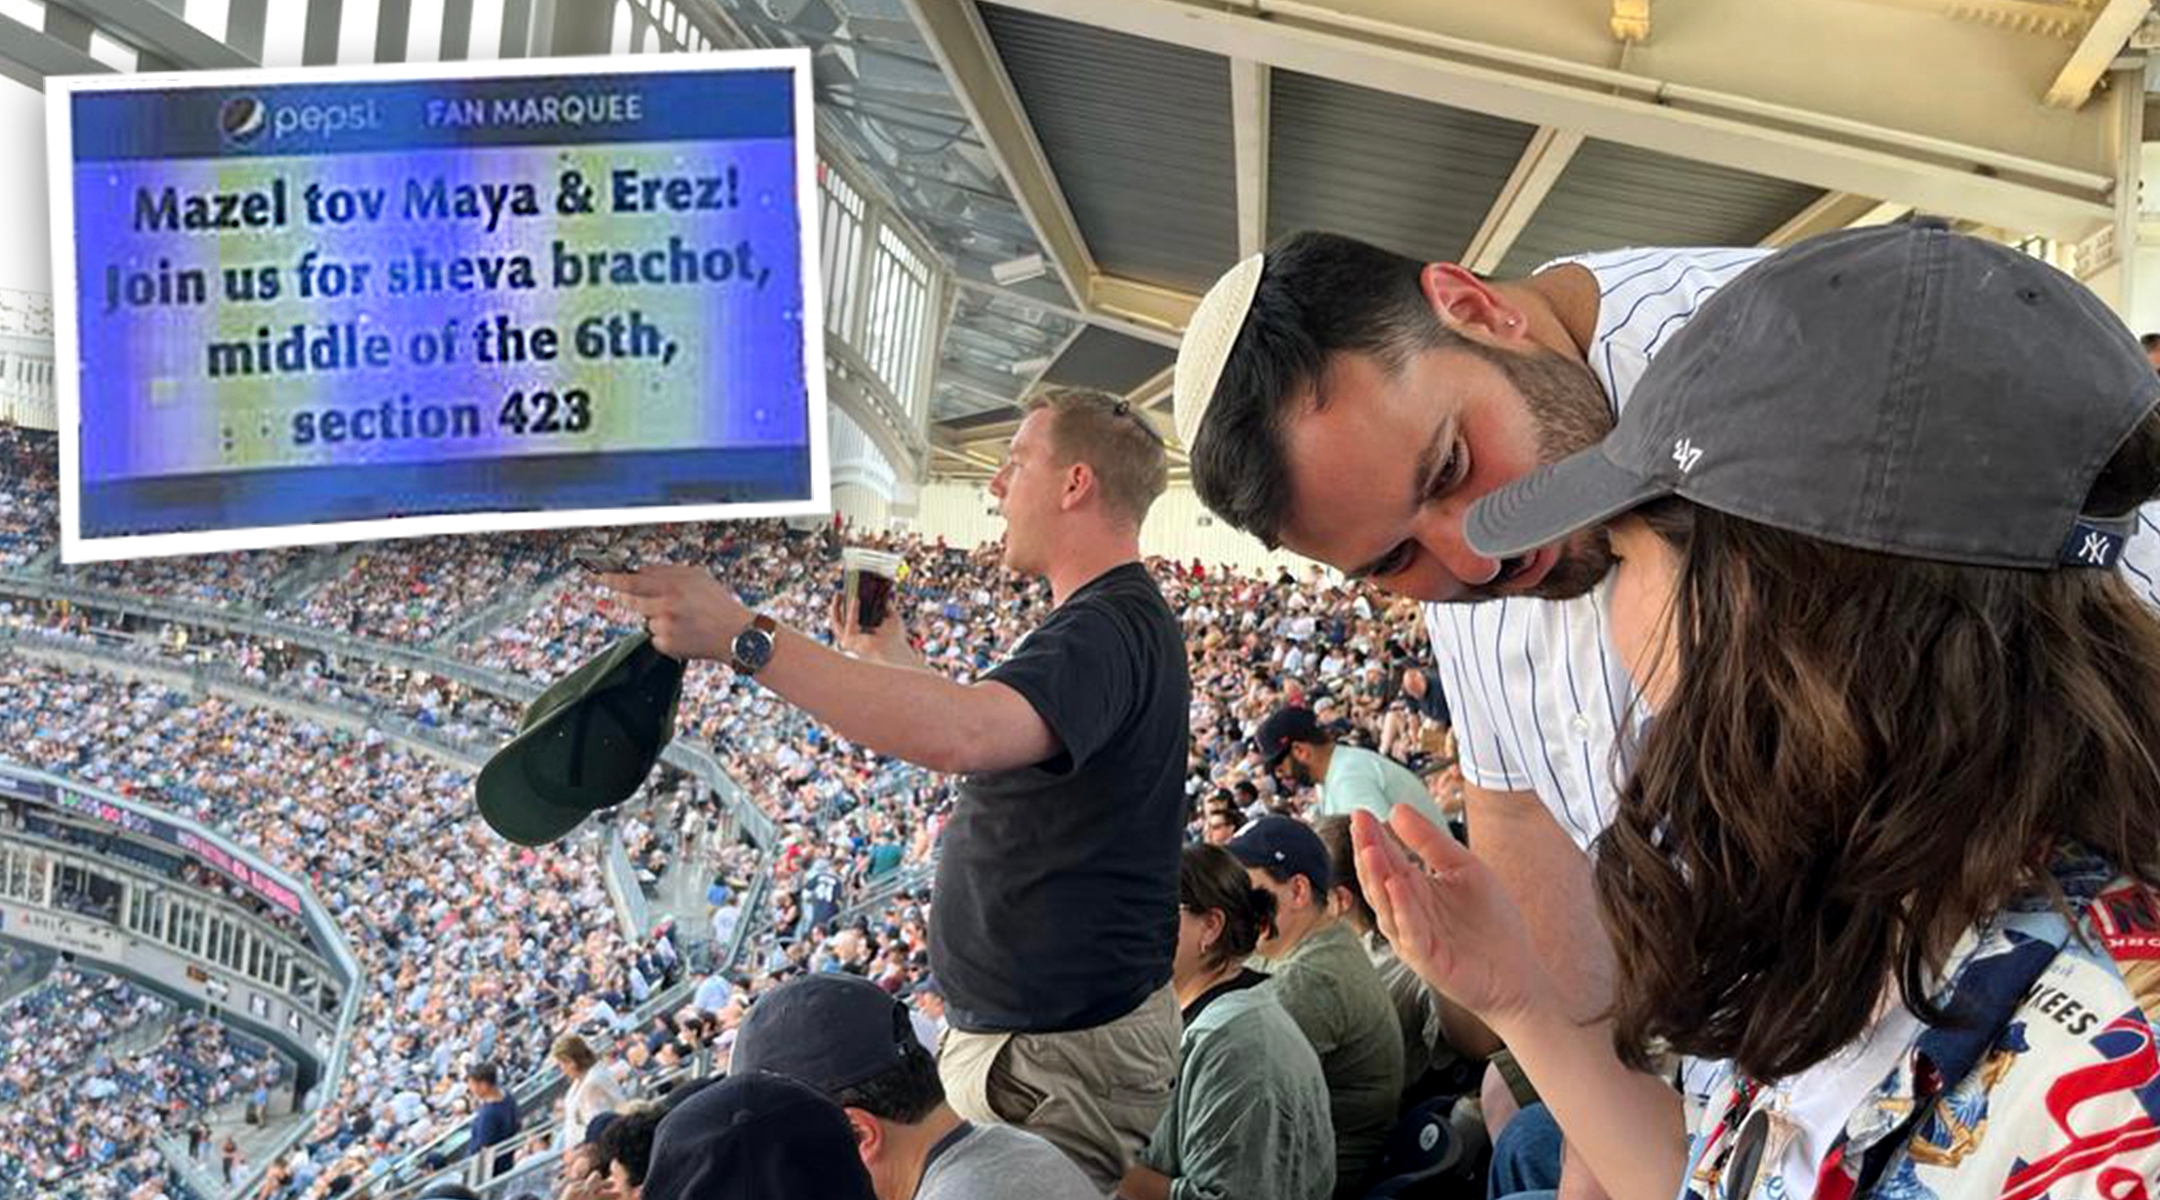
[731,613,779,675]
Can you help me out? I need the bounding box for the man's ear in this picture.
[844,1108,885,1165]
[1061,459,1098,512]
[1420,262,1526,345]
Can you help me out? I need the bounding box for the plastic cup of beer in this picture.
[842,548,903,632]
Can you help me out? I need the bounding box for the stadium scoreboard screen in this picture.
[48,51,828,563]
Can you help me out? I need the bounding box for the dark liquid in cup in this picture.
[853,570,894,630]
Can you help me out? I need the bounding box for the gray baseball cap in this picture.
[1468,223,2159,571]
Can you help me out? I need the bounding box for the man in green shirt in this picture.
[1227,816,1404,1198]
[1256,705,1449,830]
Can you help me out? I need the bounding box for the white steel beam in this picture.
[1090,275,1199,339]
[1759,192,1893,246]
[981,0,2116,241]
[1463,127,1583,274]
[2044,0,2153,108]
[900,0,1094,308]
[54,0,256,68]
[1231,57,1271,257]
[0,13,111,89]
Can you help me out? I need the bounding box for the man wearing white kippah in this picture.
[1170,229,2160,1199]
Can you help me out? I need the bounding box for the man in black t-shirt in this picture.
[604,388,1186,1189]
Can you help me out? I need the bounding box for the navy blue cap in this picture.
[642,1073,877,1200]
[1254,706,1324,767]
[1226,814,1331,893]
[730,974,918,1094]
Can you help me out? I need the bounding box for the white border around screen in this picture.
[47,48,830,564]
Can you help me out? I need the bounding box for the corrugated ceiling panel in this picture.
[1042,326,1178,394]
[1268,71,1537,263]
[1497,141,1825,277]
[980,4,1239,293]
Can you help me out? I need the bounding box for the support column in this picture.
[2124,62,2160,335]
[538,0,611,56]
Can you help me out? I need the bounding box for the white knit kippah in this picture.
[1173,252,1265,450]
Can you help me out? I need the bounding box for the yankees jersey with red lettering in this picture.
[1684,855,2160,1200]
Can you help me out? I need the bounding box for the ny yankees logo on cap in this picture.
[2062,518,2133,569]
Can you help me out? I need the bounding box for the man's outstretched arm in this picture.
[603,566,1058,775]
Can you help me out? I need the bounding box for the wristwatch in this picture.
[730,614,778,676]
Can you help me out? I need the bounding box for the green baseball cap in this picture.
[475,631,685,846]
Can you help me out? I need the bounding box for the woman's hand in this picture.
[1351,805,1551,1030]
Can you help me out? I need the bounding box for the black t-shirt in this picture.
[932,561,1190,1033]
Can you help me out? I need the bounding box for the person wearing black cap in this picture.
[1226,815,1402,1196]
[730,974,1098,1200]
[1356,225,2160,1200]
[602,388,1188,1189]
[906,974,948,1042]
[1255,704,1450,831]
[641,1072,879,1200]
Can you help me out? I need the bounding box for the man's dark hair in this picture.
[1190,231,1457,547]
[829,1036,944,1125]
[464,1062,499,1087]
[595,1104,664,1187]
[2141,332,2160,351]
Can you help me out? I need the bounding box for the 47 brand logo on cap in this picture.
[1672,438,1703,474]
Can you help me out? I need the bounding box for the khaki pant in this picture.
[939,986,1180,1191]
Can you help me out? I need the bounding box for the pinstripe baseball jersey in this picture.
[1424,245,2160,850]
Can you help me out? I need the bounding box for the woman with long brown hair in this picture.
[1355,223,2160,1200]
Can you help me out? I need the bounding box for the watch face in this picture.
[732,627,775,674]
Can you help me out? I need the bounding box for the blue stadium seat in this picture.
[1361,1094,1460,1199]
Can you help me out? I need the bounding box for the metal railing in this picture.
[0,625,490,771]
[369,984,712,1200]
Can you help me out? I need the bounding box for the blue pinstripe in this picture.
[1477,602,1541,794]
[1520,603,1586,844]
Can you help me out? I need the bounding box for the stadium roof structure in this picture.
[1,0,2152,483]
[705,0,2152,482]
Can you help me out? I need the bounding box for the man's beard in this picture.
[1458,343,1617,603]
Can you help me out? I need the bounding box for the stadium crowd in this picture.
[0,425,53,571]
[0,420,1470,1200]
[0,963,283,1200]
[0,655,688,1200]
